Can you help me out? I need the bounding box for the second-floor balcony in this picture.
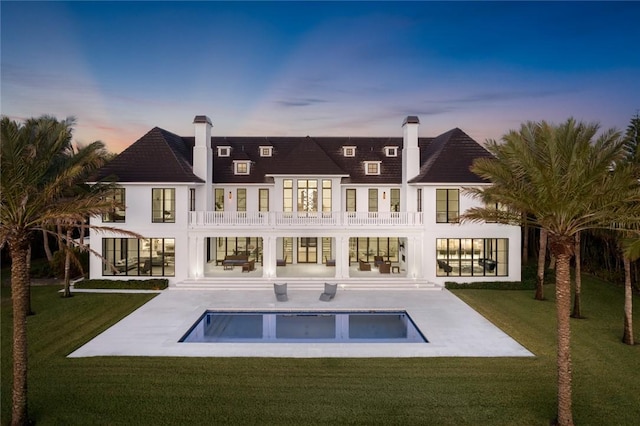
[189,211,424,228]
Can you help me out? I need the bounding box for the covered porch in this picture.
[201,261,408,279]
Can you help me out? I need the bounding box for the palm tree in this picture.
[619,112,640,344]
[463,118,640,426]
[0,115,124,425]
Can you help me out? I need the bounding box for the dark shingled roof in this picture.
[94,127,203,183]
[95,125,492,185]
[410,128,493,184]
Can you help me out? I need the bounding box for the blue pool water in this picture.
[180,311,428,343]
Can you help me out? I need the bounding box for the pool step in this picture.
[172,280,442,291]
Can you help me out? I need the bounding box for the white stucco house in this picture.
[88,115,521,287]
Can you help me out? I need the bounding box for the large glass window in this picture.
[368,189,378,212]
[215,188,224,211]
[103,238,175,276]
[436,238,508,277]
[436,189,459,223]
[102,188,125,222]
[346,189,356,212]
[349,237,399,264]
[152,188,175,223]
[259,189,269,212]
[297,179,318,212]
[237,188,247,212]
[283,180,293,212]
[215,237,263,264]
[322,180,332,212]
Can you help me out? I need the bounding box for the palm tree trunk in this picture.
[9,237,30,426]
[555,251,574,426]
[522,216,529,263]
[622,256,634,345]
[42,229,53,262]
[536,228,547,300]
[63,227,73,298]
[25,245,34,316]
[571,232,582,319]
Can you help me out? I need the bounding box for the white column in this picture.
[338,236,350,279]
[263,236,277,279]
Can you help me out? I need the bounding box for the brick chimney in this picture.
[193,115,212,210]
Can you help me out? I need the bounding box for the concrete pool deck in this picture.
[68,287,534,358]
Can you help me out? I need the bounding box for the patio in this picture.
[68,287,533,358]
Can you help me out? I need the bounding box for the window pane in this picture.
[368,189,378,212]
[322,180,332,212]
[390,188,400,212]
[436,238,507,277]
[283,180,293,212]
[259,189,269,212]
[346,189,356,212]
[102,237,174,277]
[237,188,247,211]
[152,188,175,223]
[103,188,126,222]
[215,189,224,211]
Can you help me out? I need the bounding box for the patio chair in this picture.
[273,283,288,302]
[325,257,336,267]
[276,256,287,267]
[379,262,391,274]
[358,260,371,271]
[319,283,337,302]
[374,256,384,267]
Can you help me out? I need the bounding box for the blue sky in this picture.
[2,1,639,153]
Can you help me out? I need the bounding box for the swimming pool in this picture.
[180,310,428,343]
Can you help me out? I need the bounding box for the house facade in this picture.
[89,115,521,286]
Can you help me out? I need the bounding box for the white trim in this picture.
[364,161,381,175]
[343,146,356,157]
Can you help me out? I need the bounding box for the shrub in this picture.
[444,281,536,290]
[73,279,168,290]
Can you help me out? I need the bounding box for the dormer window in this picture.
[259,146,273,157]
[364,161,381,175]
[343,146,356,157]
[234,161,250,175]
[384,146,398,157]
[217,146,231,157]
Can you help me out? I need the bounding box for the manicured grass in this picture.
[2,277,639,425]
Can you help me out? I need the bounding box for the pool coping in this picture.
[68,288,534,358]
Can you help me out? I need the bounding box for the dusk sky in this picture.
[2,1,639,153]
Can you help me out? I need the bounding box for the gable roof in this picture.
[94,127,203,183]
[410,128,493,184]
[96,125,492,185]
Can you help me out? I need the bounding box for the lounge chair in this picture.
[273,283,288,302]
[319,283,337,302]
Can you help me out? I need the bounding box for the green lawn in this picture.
[2,276,639,425]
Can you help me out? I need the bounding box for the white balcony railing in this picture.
[188,211,424,228]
